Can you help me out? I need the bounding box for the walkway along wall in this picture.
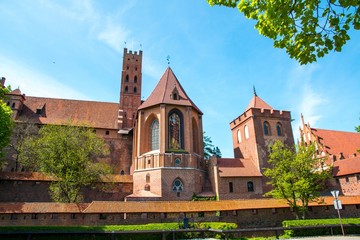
[1,197,360,227]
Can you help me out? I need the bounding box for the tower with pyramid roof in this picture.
[126,67,205,201]
[229,90,294,192]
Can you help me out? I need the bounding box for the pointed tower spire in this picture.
[253,85,257,96]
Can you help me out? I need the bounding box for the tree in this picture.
[19,124,111,203]
[263,140,331,219]
[207,0,360,65]
[0,85,13,164]
[5,120,38,171]
[203,133,222,159]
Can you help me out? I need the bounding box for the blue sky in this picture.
[1,0,359,158]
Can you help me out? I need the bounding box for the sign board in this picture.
[334,200,342,210]
[331,190,339,198]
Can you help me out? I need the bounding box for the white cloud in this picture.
[0,55,90,100]
[97,19,129,53]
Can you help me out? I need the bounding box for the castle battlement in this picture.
[230,108,291,129]
[124,48,143,56]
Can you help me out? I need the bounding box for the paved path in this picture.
[289,236,360,239]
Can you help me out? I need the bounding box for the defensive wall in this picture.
[1,196,360,227]
[0,172,133,202]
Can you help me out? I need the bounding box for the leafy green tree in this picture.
[0,85,13,164]
[263,140,331,219]
[204,133,222,159]
[19,124,111,203]
[207,0,359,64]
[5,120,38,171]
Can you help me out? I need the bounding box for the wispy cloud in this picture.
[97,19,129,53]
[286,64,328,140]
[0,55,90,100]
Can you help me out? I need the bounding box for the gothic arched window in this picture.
[125,86,128,93]
[151,119,159,150]
[168,109,183,150]
[125,74,129,82]
[244,125,249,139]
[237,129,241,143]
[134,75,137,83]
[264,121,271,136]
[172,178,183,192]
[134,87,137,93]
[276,122,283,136]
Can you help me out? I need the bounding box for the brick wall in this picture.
[0,179,133,202]
[1,204,360,227]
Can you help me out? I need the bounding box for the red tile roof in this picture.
[0,202,87,213]
[0,172,132,183]
[311,128,360,158]
[333,156,360,177]
[246,94,273,111]
[138,67,202,113]
[217,158,262,177]
[1,196,360,214]
[19,96,119,129]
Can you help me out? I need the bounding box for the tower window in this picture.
[263,121,271,136]
[229,182,233,193]
[134,87,137,93]
[244,125,249,139]
[134,76,137,83]
[146,173,150,183]
[168,109,184,150]
[172,178,183,192]
[174,157,181,167]
[144,184,150,191]
[276,122,283,136]
[125,74,129,82]
[151,119,159,150]
[125,86,128,93]
[237,129,241,143]
[105,130,109,135]
[12,102,15,108]
[247,181,254,192]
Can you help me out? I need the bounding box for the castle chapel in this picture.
[2,48,358,201]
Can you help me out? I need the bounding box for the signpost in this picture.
[331,190,344,236]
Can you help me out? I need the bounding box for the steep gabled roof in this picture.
[246,94,273,111]
[311,128,360,158]
[333,156,360,177]
[138,67,202,113]
[18,96,119,129]
[217,158,262,177]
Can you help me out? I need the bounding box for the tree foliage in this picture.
[207,0,360,64]
[19,124,111,203]
[263,140,331,219]
[204,133,222,159]
[0,85,13,163]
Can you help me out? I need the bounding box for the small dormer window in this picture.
[171,87,179,100]
[36,109,42,114]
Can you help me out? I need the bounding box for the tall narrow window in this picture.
[125,86,128,93]
[263,121,270,136]
[237,129,241,143]
[229,182,234,193]
[244,125,249,139]
[134,76,137,83]
[146,173,150,183]
[151,119,159,150]
[247,181,254,192]
[276,122,283,136]
[125,74,129,82]
[134,87,137,93]
[168,110,183,149]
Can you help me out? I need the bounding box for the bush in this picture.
[282,218,360,237]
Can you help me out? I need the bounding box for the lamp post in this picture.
[331,190,344,236]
